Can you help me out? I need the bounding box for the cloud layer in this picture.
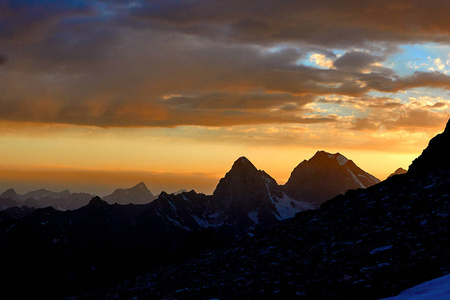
[0,0,449,131]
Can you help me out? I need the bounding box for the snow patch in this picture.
[168,201,177,211]
[370,245,393,255]
[272,193,313,220]
[192,215,210,228]
[347,167,365,188]
[165,215,191,231]
[248,210,259,225]
[334,153,348,165]
[381,274,450,300]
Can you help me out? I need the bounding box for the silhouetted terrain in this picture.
[2,124,444,299]
[103,182,156,205]
[76,119,450,299]
[0,152,379,299]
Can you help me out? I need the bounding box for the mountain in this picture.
[409,119,450,174]
[284,151,380,207]
[173,189,188,194]
[387,167,407,178]
[0,188,93,210]
[213,156,312,228]
[21,189,71,201]
[22,192,94,210]
[154,189,188,197]
[1,206,36,219]
[0,188,19,200]
[0,197,18,210]
[141,157,312,237]
[88,119,450,299]
[103,182,156,205]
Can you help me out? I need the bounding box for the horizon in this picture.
[1,1,449,196]
[0,148,420,196]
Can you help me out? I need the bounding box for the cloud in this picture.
[310,53,334,68]
[128,0,450,47]
[333,51,382,72]
[0,0,449,129]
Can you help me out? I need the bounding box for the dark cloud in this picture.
[363,71,450,92]
[0,0,449,128]
[333,51,382,72]
[128,0,450,47]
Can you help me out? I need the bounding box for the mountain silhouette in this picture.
[409,118,450,174]
[284,151,380,206]
[103,182,156,205]
[387,167,407,178]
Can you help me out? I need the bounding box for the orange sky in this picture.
[0,1,449,195]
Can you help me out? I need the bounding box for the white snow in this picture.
[165,215,191,231]
[191,214,223,228]
[370,245,393,254]
[272,193,313,220]
[168,200,177,211]
[192,215,210,228]
[347,167,366,188]
[334,154,348,165]
[248,210,260,225]
[380,274,450,300]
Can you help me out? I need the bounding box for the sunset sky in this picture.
[1,0,450,195]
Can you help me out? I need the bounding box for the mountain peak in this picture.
[409,118,450,174]
[285,151,379,206]
[387,167,407,179]
[103,182,155,205]
[232,156,255,167]
[228,156,258,173]
[133,182,148,190]
[311,151,348,166]
[0,188,18,199]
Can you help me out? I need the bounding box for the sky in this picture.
[1,0,450,196]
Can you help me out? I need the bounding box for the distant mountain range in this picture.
[0,188,93,211]
[0,149,383,298]
[0,151,379,212]
[79,121,450,299]
[0,182,158,211]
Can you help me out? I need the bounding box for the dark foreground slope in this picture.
[78,120,450,299]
